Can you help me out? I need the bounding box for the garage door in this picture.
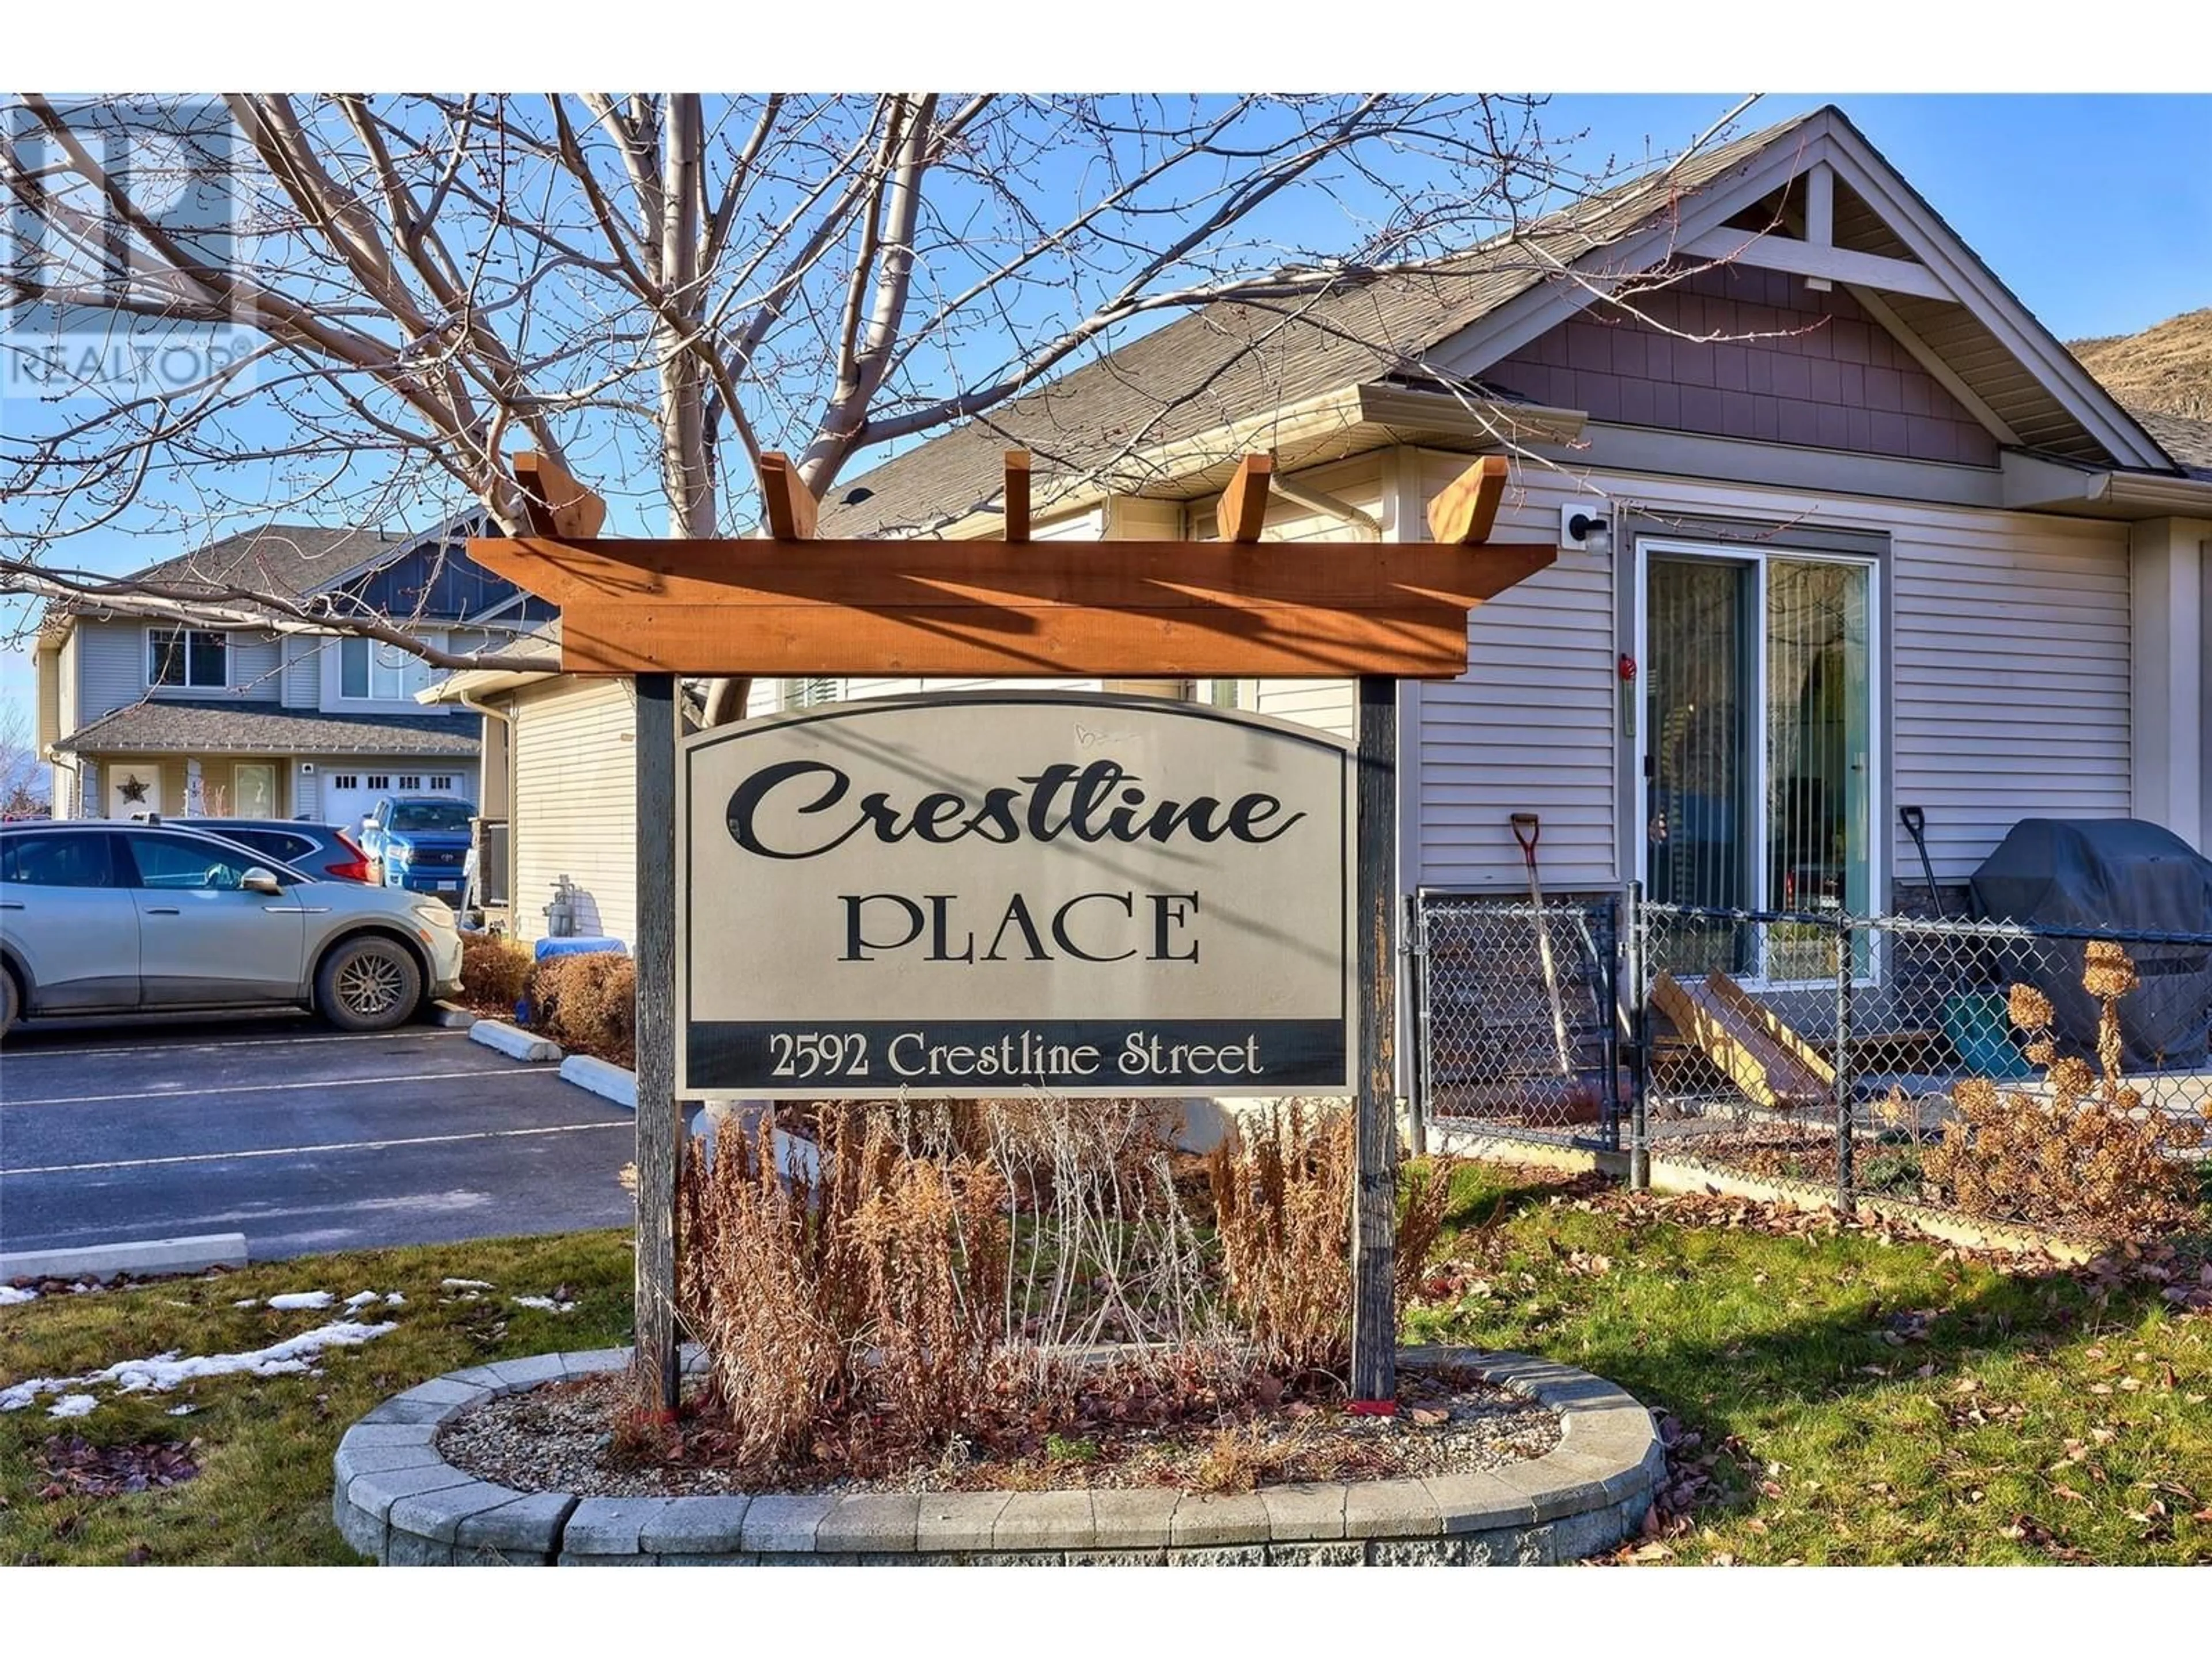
[316,767,471,836]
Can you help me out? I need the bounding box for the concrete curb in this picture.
[338,1344,1660,1568]
[557,1054,637,1109]
[468,1019,562,1063]
[1,1232,248,1282]
[427,1001,479,1030]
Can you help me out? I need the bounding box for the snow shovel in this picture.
[1899,805,1944,918]
[1512,813,1578,1085]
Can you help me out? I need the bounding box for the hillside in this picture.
[2070,308,2212,422]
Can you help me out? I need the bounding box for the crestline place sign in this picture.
[676,692,1353,1098]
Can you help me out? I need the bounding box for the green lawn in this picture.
[3,1171,2207,1566]
[0,1232,634,1566]
[1407,1164,2212,1565]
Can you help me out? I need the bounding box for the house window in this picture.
[398,775,421,791]
[330,773,359,790]
[366,774,391,790]
[781,677,839,711]
[149,628,228,689]
[1639,541,1877,983]
[339,637,431,700]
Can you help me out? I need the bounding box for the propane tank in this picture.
[543,874,578,938]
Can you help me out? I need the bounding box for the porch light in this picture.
[1563,507,1612,556]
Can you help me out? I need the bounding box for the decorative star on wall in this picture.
[118,774,149,805]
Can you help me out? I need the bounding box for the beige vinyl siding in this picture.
[1192,454,1386,742]
[512,678,638,946]
[1888,512,2130,878]
[1414,452,1618,891]
[58,632,79,738]
[1404,450,2135,895]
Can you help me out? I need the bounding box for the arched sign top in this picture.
[676,691,1353,1099]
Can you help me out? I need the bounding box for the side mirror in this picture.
[243,867,284,896]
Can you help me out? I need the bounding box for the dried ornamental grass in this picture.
[1925,945,2207,1238]
[458,932,533,1013]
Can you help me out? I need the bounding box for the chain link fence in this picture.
[1413,891,2212,1235]
[1411,891,1622,1152]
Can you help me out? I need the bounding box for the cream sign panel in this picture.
[676,693,1353,1098]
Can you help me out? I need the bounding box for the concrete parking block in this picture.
[639,1497,752,1554]
[993,1490,1096,1551]
[816,1493,920,1552]
[914,1491,1010,1552]
[1257,1482,1347,1541]
[469,1018,562,1062]
[739,1493,836,1554]
[559,1054,637,1109]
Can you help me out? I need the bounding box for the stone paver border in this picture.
[335,1344,1662,1566]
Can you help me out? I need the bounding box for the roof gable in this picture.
[823,105,2185,537]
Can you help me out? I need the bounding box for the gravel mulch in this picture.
[435,1363,1562,1499]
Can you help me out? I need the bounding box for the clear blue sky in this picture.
[6,93,2207,749]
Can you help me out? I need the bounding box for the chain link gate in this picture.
[1410,889,1624,1152]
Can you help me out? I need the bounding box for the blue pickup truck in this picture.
[361,796,476,904]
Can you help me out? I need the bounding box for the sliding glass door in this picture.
[1642,546,1875,982]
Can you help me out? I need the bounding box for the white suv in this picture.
[0,821,462,1037]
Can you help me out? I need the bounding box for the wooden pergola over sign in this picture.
[475,450,1546,679]
[471,446,1554,1415]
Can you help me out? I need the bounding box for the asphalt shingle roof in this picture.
[2131,408,2212,480]
[819,114,1824,538]
[55,702,480,757]
[118,525,411,600]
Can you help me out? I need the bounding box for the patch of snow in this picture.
[0,1319,399,1414]
[47,1394,98,1419]
[1,1378,72,1412]
[441,1278,494,1290]
[384,1293,406,1306]
[266,1291,334,1310]
[232,1298,259,1308]
[168,1404,196,1416]
[509,1296,575,1313]
[343,1291,382,1310]
[0,1286,38,1306]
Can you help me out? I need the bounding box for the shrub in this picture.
[458,933,532,1015]
[528,952,636,1066]
[1924,943,2207,1238]
[676,1099,1234,1477]
[1205,1104,1455,1376]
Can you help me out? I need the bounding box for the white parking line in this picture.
[0,1028,465,1060]
[1,1066,551,1109]
[4,1119,631,1177]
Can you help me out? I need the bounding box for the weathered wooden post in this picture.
[1350,673,1398,1407]
[632,672,680,1412]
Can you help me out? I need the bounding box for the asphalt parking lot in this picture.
[0,1017,637,1262]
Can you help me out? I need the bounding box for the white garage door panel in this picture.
[312,764,472,835]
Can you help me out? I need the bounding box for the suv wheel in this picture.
[1,968,18,1040]
[316,935,422,1032]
